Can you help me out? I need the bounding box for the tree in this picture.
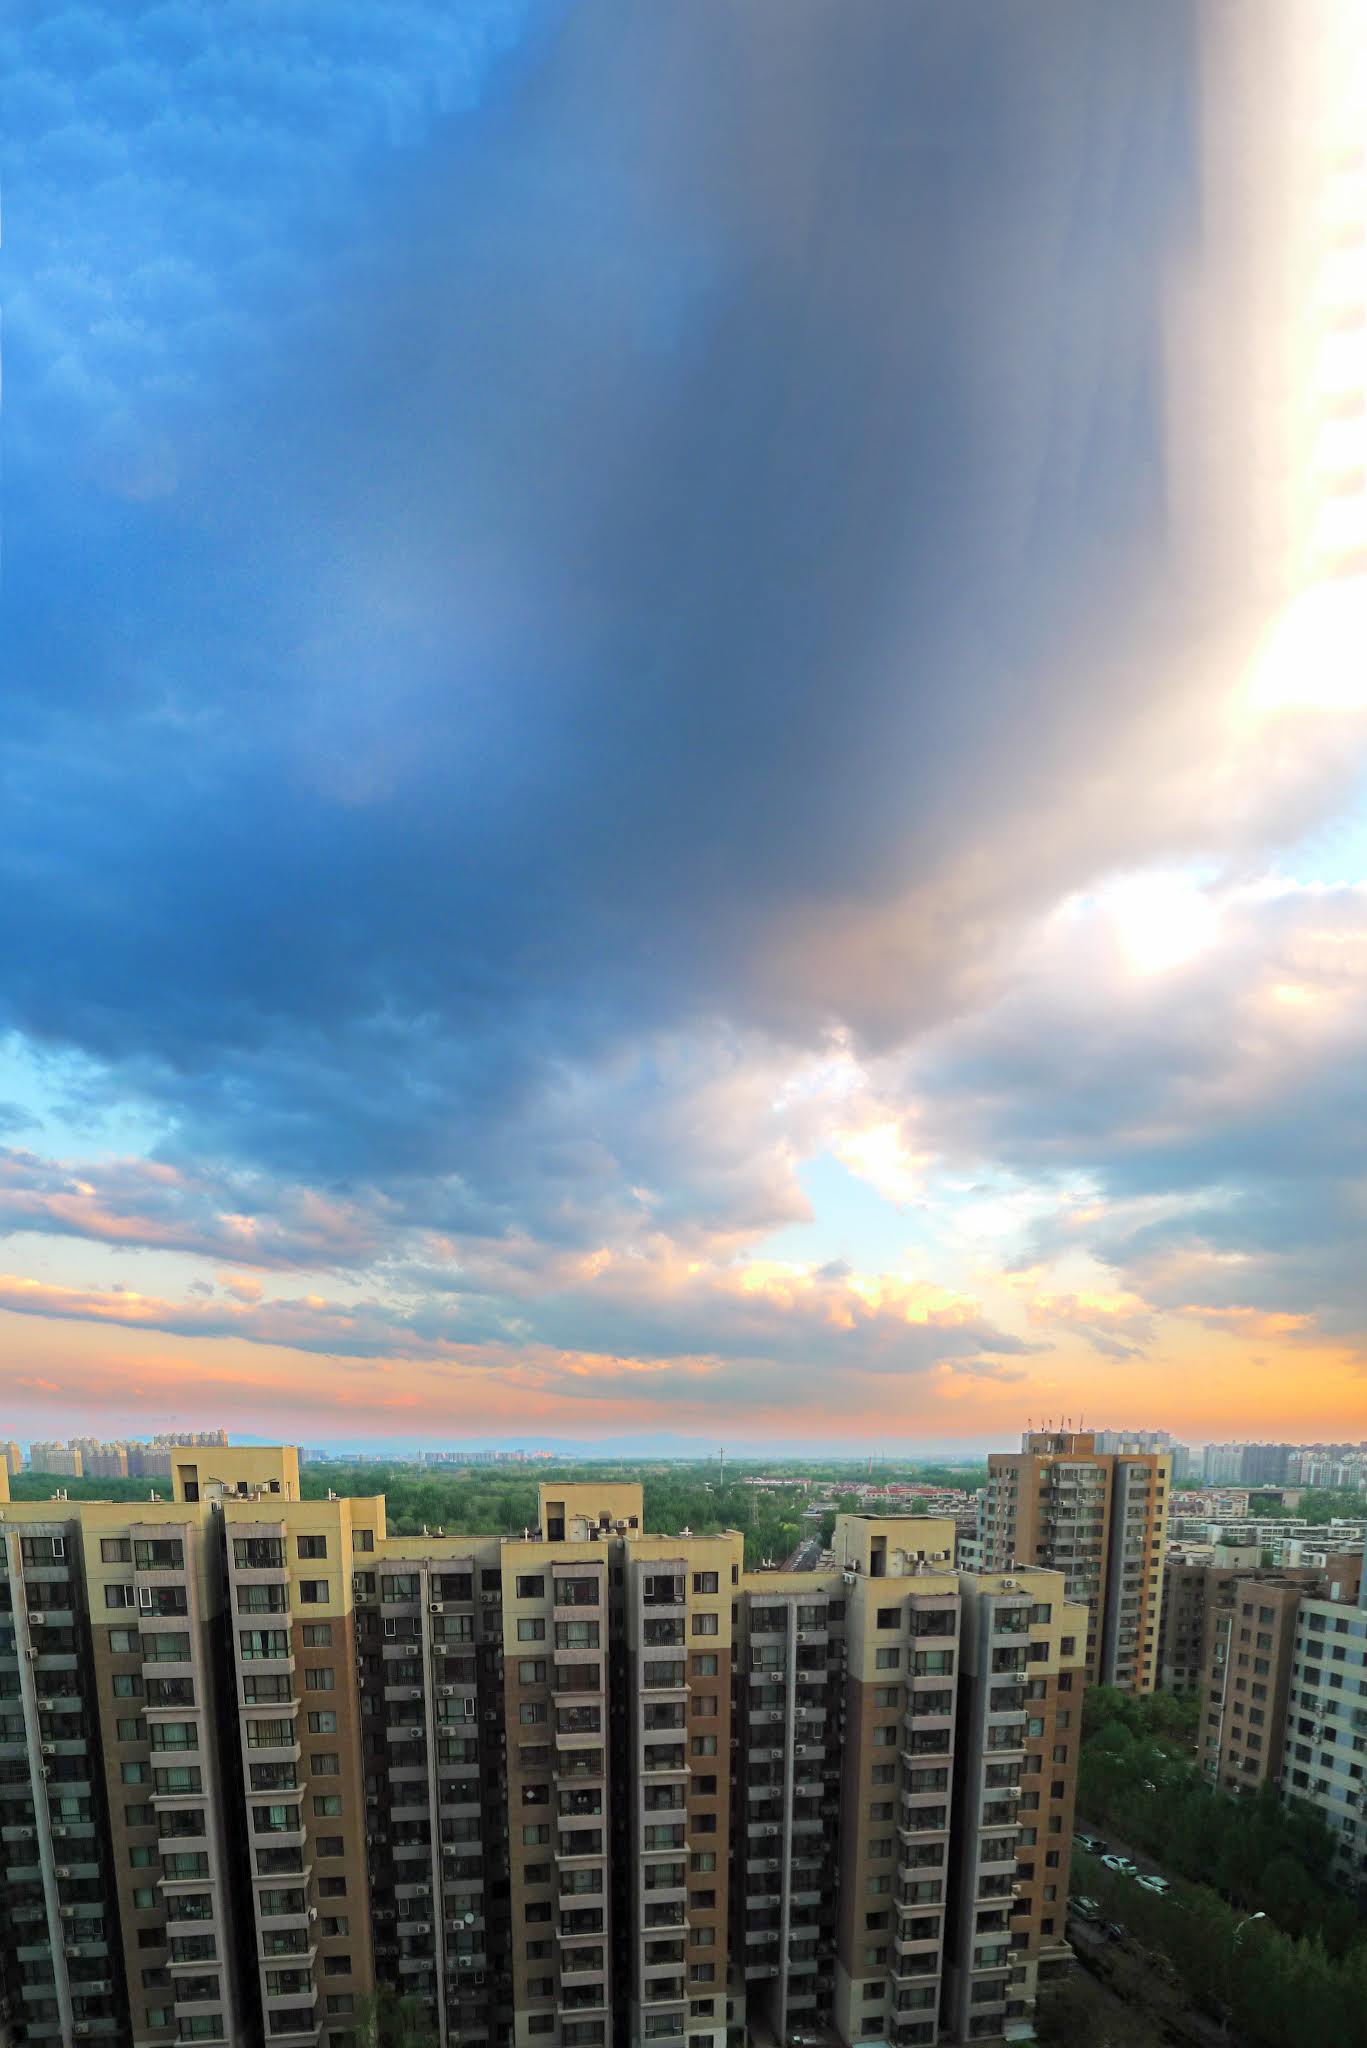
[1034,1970,1164,2047]
[354,1986,439,2047]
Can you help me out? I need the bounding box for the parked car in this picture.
[1070,1895,1101,1919]
[1101,1854,1137,1876]
[1104,1922,1126,1942]
[1136,1874,1171,1895]
[1077,1834,1109,1855]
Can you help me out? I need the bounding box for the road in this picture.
[1070,1820,1245,2048]
[1073,1826,1172,1884]
[1074,1816,1173,1890]
[783,1536,823,1571]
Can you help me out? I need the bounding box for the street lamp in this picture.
[1221,1913,1267,2037]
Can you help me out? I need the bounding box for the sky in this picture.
[1,1,1366,1455]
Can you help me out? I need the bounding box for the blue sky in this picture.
[1,1,1365,1451]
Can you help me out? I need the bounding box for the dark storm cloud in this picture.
[1,0,1207,1201]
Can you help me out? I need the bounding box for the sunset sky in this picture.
[2,2,1365,1452]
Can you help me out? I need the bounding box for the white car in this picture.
[1136,1873,1171,1895]
[1101,1854,1137,1877]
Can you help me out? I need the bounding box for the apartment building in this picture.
[25,1452,84,1482]
[1,1460,1087,2048]
[0,1443,375,2048]
[1281,1577,1367,1898]
[1197,1571,1321,1795]
[68,1454,128,1486]
[1157,1553,1217,1693]
[983,1432,1169,1691]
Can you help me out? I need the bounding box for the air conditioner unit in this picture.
[409,1688,423,1701]
[53,1824,70,1838]
[25,1647,38,1659]
[57,1866,72,1878]
[37,1697,56,1711]
[41,1741,57,1756]
[28,1610,48,1626]
[483,1710,498,1724]
[411,1727,424,1740]
[440,1685,456,1698]
[308,1906,318,1921]
[430,1602,445,1614]
[459,1955,475,1969]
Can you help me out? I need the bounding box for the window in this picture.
[312,1753,340,1776]
[299,1536,328,1559]
[117,1716,145,1741]
[304,1668,335,1691]
[303,1622,332,1646]
[516,1575,545,1599]
[692,1654,719,1677]
[352,1528,374,1552]
[875,1648,900,1670]
[877,1608,900,1629]
[316,1835,344,1857]
[109,1627,141,1655]
[106,1584,135,1609]
[691,1851,717,1872]
[319,1876,347,1897]
[300,1582,329,1606]
[112,1676,145,1700]
[691,1734,718,1757]
[518,1618,546,1642]
[520,1702,548,1725]
[693,1572,719,1594]
[692,1612,718,1636]
[308,1710,338,1734]
[692,1695,717,1716]
[101,1537,132,1562]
